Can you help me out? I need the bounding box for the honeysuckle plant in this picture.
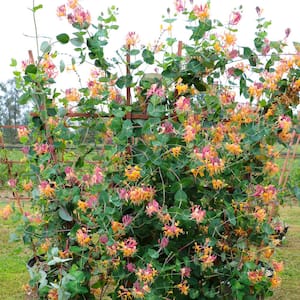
[4,0,300,299]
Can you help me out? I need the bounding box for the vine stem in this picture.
[32,0,40,59]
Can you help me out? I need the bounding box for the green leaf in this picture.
[188,20,212,41]
[233,68,243,76]
[71,37,84,47]
[58,207,73,222]
[174,189,188,207]
[25,64,37,75]
[121,119,133,138]
[130,60,143,70]
[242,47,252,59]
[70,246,83,253]
[186,58,205,73]
[116,75,133,88]
[239,74,247,97]
[189,289,200,299]
[265,58,274,71]
[142,49,154,64]
[163,18,177,24]
[243,46,258,66]
[249,53,258,66]
[110,117,122,132]
[236,239,246,249]
[293,41,300,53]
[262,222,274,235]
[10,58,17,67]
[40,41,51,54]
[294,186,300,201]
[56,33,70,44]
[75,156,84,168]
[130,49,140,55]
[225,204,236,225]
[47,107,57,116]
[147,103,165,117]
[66,281,88,295]
[147,248,159,259]
[254,37,264,52]
[166,37,176,46]
[59,60,65,72]
[48,256,72,266]
[100,191,109,203]
[33,4,43,12]
[18,91,31,104]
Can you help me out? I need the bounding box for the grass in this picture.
[0,147,28,186]
[0,212,30,299]
[270,205,300,300]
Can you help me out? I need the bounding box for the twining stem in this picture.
[32,0,40,60]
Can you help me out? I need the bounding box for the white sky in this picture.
[1,0,299,84]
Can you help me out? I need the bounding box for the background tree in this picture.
[0,78,29,143]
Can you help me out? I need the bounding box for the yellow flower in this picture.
[118,237,137,257]
[224,32,236,46]
[263,246,274,259]
[294,78,300,89]
[125,165,142,181]
[125,32,139,48]
[78,200,88,212]
[191,166,205,178]
[171,146,181,157]
[76,227,91,246]
[91,288,102,297]
[39,181,55,198]
[118,286,133,300]
[193,242,201,254]
[129,186,155,205]
[183,125,196,143]
[136,264,158,283]
[193,3,210,21]
[263,161,279,176]
[270,274,281,288]
[40,238,51,253]
[254,207,266,222]
[67,0,78,9]
[111,221,125,234]
[225,143,243,155]
[206,158,225,176]
[234,227,247,237]
[177,280,189,295]
[0,205,13,220]
[163,221,184,238]
[175,78,189,95]
[214,41,221,53]
[47,288,58,300]
[248,270,264,283]
[65,88,81,101]
[212,179,226,190]
[248,85,263,99]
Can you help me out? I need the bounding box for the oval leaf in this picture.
[142,49,154,64]
[25,64,37,75]
[57,33,70,44]
[58,207,73,221]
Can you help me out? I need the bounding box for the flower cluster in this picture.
[57,0,91,28]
